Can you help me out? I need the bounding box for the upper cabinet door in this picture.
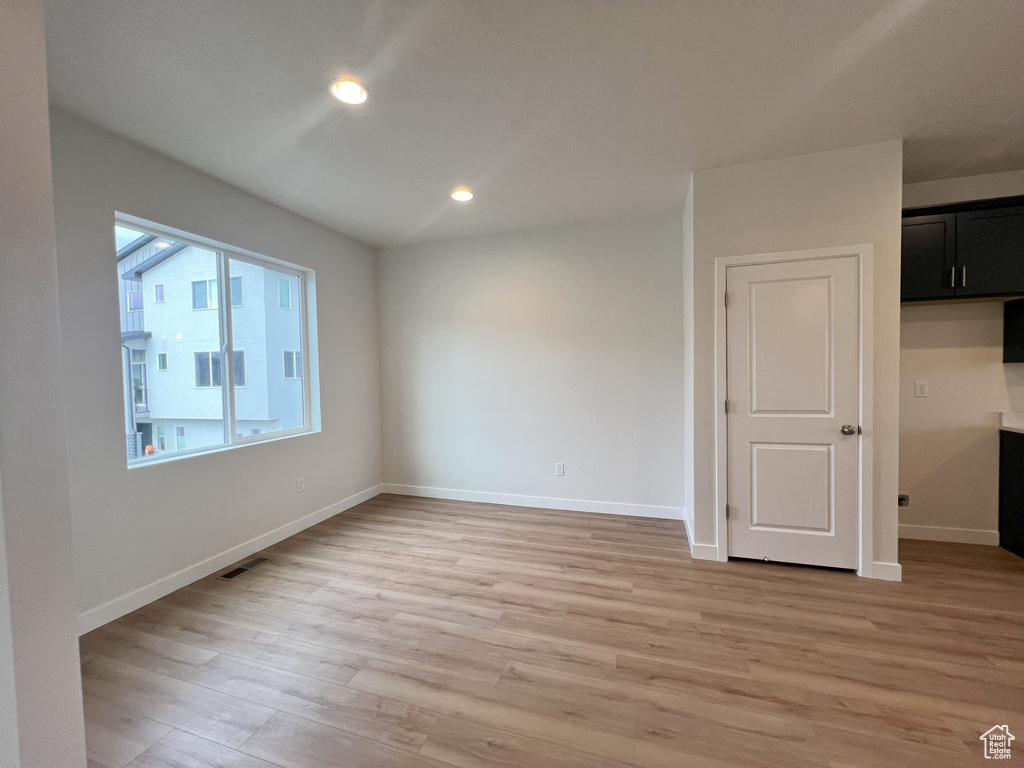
[901,213,955,301]
[956,206,1024,298]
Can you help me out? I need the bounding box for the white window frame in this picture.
[157,352,168,371]
[175,425,186,451]
[118,216,318,467]
[154,283,165,303]
[155,425,166,451]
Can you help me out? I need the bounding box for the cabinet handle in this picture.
[961,266,967,287]
[950,267,956,288]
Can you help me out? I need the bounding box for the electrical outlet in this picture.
[898,494,910,507]
[555,463,564,477]
[914,381,929,398]
[296,478,305,493]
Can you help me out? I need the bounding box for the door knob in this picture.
[840,424,857,436]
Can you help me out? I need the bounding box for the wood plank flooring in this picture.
[81,494,1024,767]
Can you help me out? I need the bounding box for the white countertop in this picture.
[1001,412,1024,435]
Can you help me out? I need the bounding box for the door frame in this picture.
[714,244,875,577]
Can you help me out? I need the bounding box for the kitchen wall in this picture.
[49,110,383,632]
[899,170,1024,543]
[378,213,686,517]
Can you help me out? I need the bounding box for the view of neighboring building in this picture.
[116,224,304,461]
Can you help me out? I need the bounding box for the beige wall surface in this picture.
[0,1,87,764]
[689,141,904,575]
[900,304,1022,541]
[49,111,382,629]
[378,213,686,514]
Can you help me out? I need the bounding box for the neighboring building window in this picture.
[232,350,246,387]
[284,350,302,379]
[191,278,218,310]
[194,350,245,388]
[194,351,221,388]
[250,428,261,436]
[130,349,147,411]
[116,220,316,466]
[127,289,143,311]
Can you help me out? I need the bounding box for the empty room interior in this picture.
[2,1,1024,766]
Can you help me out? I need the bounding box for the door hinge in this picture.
[724,292,729,307]
[724,399,729,414]
[725,504,730,519]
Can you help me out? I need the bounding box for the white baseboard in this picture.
[899,524,1000,546]
[380,484,684,520]
[689,542,721,561]
[869,561,903,582]
[76,483,383,636]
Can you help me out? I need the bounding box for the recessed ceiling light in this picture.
[154,240,171,249]
[330,78,368,105]
[451,187,474,202]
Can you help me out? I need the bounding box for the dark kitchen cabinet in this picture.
[956,206,1024,297]
[901,214,956,301]
[999,429,1024,559]
[1006,299,1024,364]
[901,196,1024,303]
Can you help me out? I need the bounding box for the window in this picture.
[284,350,302,379]
[230,275,243,307]
[192,278,218,310]
[127,289,143,311]
[116,220,316,466]
[130,349,147,411]
[195,350,245,388]
[194,351,221,388]
[232,350,246,387]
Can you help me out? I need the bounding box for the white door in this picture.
[726,255,861,569]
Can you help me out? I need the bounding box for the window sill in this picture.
[127,426,320,469]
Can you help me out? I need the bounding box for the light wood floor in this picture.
[81,494,1023,768]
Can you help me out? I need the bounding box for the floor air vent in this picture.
[220,557,270,580]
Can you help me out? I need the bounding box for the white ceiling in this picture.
[44,0,1023,247]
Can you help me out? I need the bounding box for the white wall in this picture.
[0,1,87,764]
[900,304,1022,543]
[688,141,904,577]
[48,110,383,632]
[903,170,1023,208]
[378,214,685,516]
[898,170,1024,544]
